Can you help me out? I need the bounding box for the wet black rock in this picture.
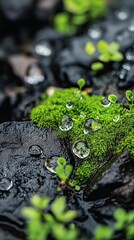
[0,121,72,239]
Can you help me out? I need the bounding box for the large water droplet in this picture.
[113,115,120,122]
[0,178,13,191]
[126,50,134,62]
[101,97,111,107]
[115,9,129,20]
[66,101,73,109]
[72,141,90,159]
[84,118,94,134]
[24,64,45,85]
[88,27,102,40]
[34,41,52,57]
[45,156,59,173]
[29,145,42,156]
[59,115,73,131]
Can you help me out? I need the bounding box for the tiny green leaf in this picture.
[126,90,134,102]
[97,40,109,53]
[91,62,104,71]
[52,196,66,217]
[110,52,124,62]
[75,185,81,191]
[22,207,40,219]
[30,195,49,210]
[108,94,118,104]
[77,78,86,90]
[99,52,111,62]
[65,165,73,178]
[109,42,120,53]
[84,42,96,55]
[94,225,113,240]
[58,157,66,167]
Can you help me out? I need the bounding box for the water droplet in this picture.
[126,50,134,62]
[72,141,90,159]
[119,69,127,80]
[45,156,59,173]
[122,63,131,71]
[34,41,52,57]
[59,115,73,131]
[88,27,102,39]
[128,24,134,32]
[113,115,120,122]
[84,118,94,134]
[80,112,86,118]
[0,178,13,191]
[24,64,45,85]
[101,97,111,107]
[66,101,73,109]
[29,145,42,156]
[115,9,129,20]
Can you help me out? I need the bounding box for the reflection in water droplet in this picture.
[122,63,131,71]
[101,97,111,107]
[66,101,73,109]
[29,145,42,156]
[72,141,90,159]
[113,115,120,122]
[126,51,134,62]
[84,118,94,134]
[45,156,59,173]
[80,112,86,118]
[115,9,129,20]
[0,178,13,191]
[24,64,45,85]
[88,27,102,39]
[59,115,73,131]
[35,41,52,57]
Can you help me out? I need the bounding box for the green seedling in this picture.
[85,40,123,72]
[56,157,73,182]
[108,94,118,104]
[77,78,86,91]
[22,195,82,240]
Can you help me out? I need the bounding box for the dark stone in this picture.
[0,121,72,239]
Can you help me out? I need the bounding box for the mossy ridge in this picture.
[31,88,134,184]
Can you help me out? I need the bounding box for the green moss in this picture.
[31,88,134,184]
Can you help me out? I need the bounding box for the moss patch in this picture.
[31,88,134,184]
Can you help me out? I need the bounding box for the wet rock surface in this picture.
[0,121,72,239]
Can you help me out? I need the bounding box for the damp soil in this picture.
[0,0,134,239]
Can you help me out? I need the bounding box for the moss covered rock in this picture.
[31,88,134,184]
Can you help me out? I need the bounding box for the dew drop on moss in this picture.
[83,118,94,134]
[66,101,73,109]
[45,156,59,173]
[29,145,42,156]
[113,115,120,122]
[0,178,13,191]
[59,115,73,131]
[80,112,86,118]
[72,141,90,159]
[101,97,111,107]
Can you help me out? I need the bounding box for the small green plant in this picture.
[126,90,134,103]
[56,157,73,182]
[85,40,124,71]
[54,0,107,35]
[22,195,84,240]
[77,78,86,91]
[108,94,118,104]
[56,157,81,191]
[94,208,134,240]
